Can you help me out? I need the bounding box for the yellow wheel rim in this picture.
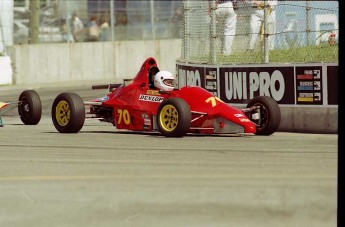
[159,104,178,132]
[55,100,70,126]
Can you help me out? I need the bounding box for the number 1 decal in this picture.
[205,97,224,107]
[117,109,130,125]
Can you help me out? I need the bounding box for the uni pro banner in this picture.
[176,62,338,106]
[218,66,295,104]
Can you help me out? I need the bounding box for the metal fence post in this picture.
[150,0,155,40]
[110,0,115,41]
[306,0,310,46]
[263,0,269,63]
[183,0,190,62]
[210,0,217,64]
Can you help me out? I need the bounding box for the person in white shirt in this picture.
[215,0,238,55]
[247,0,277,51]
[71,12,84,42]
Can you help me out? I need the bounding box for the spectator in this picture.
[328,31,337,46]
[214,0,238,55]
[247,0,277,51]
[70,12,84,42]
[85,16,100,42]
[99,14,110,41]
[60,18,74,43]
[170,7,182,38]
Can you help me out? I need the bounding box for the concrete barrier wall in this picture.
[6,40,338,134]
[221,105,338,134]
[8,39,182,85]
[279,106,338,134]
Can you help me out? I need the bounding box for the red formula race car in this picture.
[0,90,42,127]
[51,58,281,137]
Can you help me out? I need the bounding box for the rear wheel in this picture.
[156,98,191,137]
[18,90,42,125]
[246,96,281,135]
[51,93,85,133]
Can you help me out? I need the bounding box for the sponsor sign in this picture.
[205,68,218,96]
[146,90,160,95]
[139,94,164,103]
[176,63,338,106]
[177,65,205,88]
[295,67,322,104]
[177,65,218,95]
[96,96,109,102]
[218,67,295,104]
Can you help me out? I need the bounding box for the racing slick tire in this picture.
[18,90,42,125]
[156,98,191,137]
[246,96,281,136]
[51,92,85,133]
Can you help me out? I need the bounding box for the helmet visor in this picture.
[163,79,174,87]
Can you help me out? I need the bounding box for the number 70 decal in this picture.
[117,109,131,125]
[205,97,224,107]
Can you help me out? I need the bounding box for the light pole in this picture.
[110,0,115,41]
[29,0,40,44]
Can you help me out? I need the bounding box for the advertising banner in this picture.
[177,65,218,95]
[176,63,338,106]
[218,67,295,104]
[295,66,322,105]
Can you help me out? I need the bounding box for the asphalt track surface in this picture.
[0,85,338,227]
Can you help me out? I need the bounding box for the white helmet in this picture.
[154,70,175,91]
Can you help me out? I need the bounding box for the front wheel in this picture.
[18,90,42,125]
[51,93,85,133]
[156,98,191,137]
[246,96,281,135]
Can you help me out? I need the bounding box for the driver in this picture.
[148,66,160,88]
[154,71,175,91]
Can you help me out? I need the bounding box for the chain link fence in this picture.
[180,0,338,64]
[4,0,339,64]
[10,0,182,45]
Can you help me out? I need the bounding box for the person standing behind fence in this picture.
[85,16,100,42]
[247,0,277,51]
[214,0,238,55]
[99,15,110,41]
[71,12,84,42]
[170,7,183,38]
[60,18,74,43]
